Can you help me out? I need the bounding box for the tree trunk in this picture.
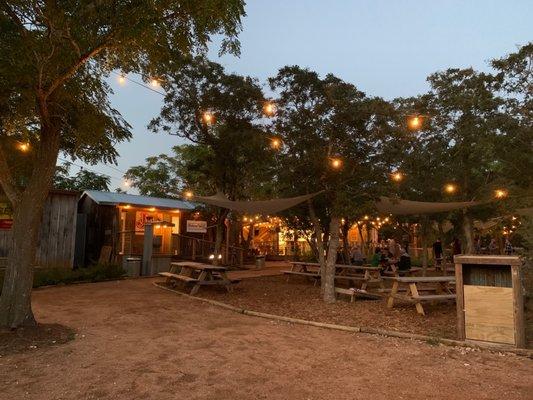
[462,211,474,254]
[0,124,59,328]
[308,200,325,280]
[213,209,228,264]
[341,222,350,265]
[323,217,341,303]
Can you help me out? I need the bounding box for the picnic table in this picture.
[282,261,321,284]
[384,276,456,315]
[158,261,240,295]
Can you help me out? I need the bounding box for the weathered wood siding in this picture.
[0,191,78,269]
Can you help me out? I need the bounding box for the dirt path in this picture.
[0,279,531,400]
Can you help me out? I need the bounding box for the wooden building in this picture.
[0,190,79,268]
[76,190,195,268]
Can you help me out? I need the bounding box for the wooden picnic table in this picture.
[159,261,239,295]
[385,275,456,315]
[282,261,321,284]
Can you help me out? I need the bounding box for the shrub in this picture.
[0,263,126,293]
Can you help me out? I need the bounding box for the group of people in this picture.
[350,238,411,271]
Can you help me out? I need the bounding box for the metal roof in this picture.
[81,190,195,210]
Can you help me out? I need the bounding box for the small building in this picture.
[0,189,79,268]
[76,190,195,269]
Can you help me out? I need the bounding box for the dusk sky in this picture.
[81,0,532,191]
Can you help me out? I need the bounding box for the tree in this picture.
[148,58,275,257]
[54,163,110,192]
[269,66,397,302]
[0,1,245,328]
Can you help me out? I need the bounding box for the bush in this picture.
[0,263,126,293]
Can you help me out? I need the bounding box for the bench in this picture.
[386,275,456,315]
[158,272,199,283]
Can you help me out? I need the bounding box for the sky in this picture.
[82,0,533,191]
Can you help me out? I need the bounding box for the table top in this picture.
[386,276,455,283]
[170,261,227,271]
[335,264,381,271]
[289,261,321,266]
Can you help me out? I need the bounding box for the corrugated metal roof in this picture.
[81,190,195,210]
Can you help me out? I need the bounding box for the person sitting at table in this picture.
[398,248,411,271]
[371,247,381,267]
[350,245,365,266]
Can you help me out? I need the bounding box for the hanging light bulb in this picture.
[18,142,30,152]
[330,157,342,169]
[263,101,276,117]
[408,115,422,130]
[494,189,508,199]
[391,171,403,182]
[150,78,160,87]
[444,183,457,194]
[118,74,126,85]
[202,111,215,125]
[270,137,281,150]
[184,190,194,199]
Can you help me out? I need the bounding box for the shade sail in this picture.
[191,192,323,215]
[375,196,482,215]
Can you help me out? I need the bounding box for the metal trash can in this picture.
[255,255,266,269]
[124,257,141,277]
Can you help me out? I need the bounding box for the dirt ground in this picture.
[198,274,457,338]
[0,279,531,400]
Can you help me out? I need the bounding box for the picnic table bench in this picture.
[384,276,456,315]
[159,261,240,295]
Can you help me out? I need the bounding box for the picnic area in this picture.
[1,278,532,400]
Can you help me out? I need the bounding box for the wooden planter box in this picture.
[454,255,525,348]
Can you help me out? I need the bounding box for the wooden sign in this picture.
[186,220,207,233]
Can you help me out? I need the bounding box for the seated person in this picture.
[398,248,411,271]
[350,245,365,266]
[371,248,381,267]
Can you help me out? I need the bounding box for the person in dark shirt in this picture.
[433,238,443,266]
[371,247,381,267]
[452,237,462,256]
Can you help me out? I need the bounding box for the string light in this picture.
[18,142,30,152]
[202,111,215,125]
[118,74,126,85]
[184,190,194,199]
[263,101,276,117]
[123,179,131,188]
[408,115,422,130]
[330,157,342,169]
[444,183,457,194]
[150,78,160,87]
[270,138,282,150]
[494,189,508,199]
[391,171,403,182]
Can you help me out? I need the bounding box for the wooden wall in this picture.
[0,191,78,268]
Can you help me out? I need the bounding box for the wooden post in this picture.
[512,264,526,348]
[142,224,154,276]
[191,239,196,261]
[455,261,465,340]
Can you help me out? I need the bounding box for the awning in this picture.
[191,192,323,215]
[375,196,482,215]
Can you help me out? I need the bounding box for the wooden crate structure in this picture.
[454,255,525,348]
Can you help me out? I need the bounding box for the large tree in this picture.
[147,58,275,257]
[0,1,245,328]
[269,66,397,302]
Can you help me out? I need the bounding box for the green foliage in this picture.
[54,162,110,192]
[269,66,398,230]
[0,264,125,293]
[145,57,275,201]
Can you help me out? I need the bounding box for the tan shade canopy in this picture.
[192,192,323,215]
[375,196,482,215]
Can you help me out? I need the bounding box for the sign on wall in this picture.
[186,220,207,233]
[135,211,163,234]
[0,202,13,230]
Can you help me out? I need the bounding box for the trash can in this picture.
[255,255,266,269]
[124,257,142,277]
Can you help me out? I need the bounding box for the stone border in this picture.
[153,282,533,358]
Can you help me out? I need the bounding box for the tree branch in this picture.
[0,143,21,204]
[44,41,110,99]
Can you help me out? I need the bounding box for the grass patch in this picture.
[0,263,126,293]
